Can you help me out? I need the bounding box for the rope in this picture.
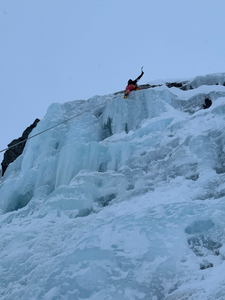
[0,97,113,154]
[0,82,151,155]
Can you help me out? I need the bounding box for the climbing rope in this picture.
[0,97,114,154]
[0,72,150,155]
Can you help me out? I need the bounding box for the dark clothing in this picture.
[128,71,144,86]
[203,98,212,109]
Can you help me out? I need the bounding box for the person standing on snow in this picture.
[124,67,144,98]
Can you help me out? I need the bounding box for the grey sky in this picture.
[0,0,224,163]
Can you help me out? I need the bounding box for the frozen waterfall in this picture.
[1,73,225,299]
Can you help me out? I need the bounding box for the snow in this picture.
[1,73,225,299]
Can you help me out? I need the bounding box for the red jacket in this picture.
[126,84,136,94]
[125,84,142,95]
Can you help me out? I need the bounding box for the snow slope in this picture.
[1,73,225,299]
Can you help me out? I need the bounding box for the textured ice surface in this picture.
[1,73,225,299]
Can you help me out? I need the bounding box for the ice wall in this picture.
[1,73,225,299]
[0,87,179,214]
[1,75,225,215]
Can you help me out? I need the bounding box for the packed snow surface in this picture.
[1,73,225,299]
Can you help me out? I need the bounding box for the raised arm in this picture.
[134,67,144,84]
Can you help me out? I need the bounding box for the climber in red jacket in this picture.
[124,67,144,98]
